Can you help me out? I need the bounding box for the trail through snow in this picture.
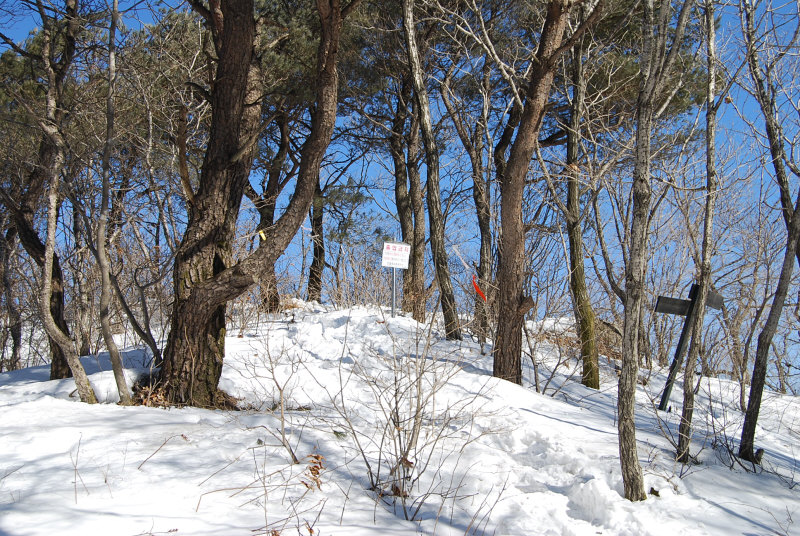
[0,304,797,535]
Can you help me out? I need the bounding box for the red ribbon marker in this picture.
[472,275,487,302]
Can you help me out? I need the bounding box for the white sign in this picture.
[381,241,411,269]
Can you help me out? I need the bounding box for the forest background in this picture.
[0,0,798,503]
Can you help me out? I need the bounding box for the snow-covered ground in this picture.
[0,303,798,535]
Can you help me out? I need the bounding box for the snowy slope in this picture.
[0,304,797,535]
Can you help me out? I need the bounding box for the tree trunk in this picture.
[737,0,800,464]
[1,224,23,372]
[72,206,93,357]
[565,41,599,390]
[43,178,97,404]
[161,0,353,406]
[619,95,650,496]
[390,79,425,321]
[402,0,460,339]
[493,1,580,383]
[677,0,718,463]
[739,196,800,462]
[10,207,72,379]
[307,181,325,302]
[97,0,133,405]
[249,111,291,313]
[161,0,260,406]
[619,0,692,501]
[407,106,427,323]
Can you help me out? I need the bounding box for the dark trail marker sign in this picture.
[655,283,723,412]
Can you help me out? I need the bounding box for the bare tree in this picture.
[620,0,694,500]
[402,0,461,339]
[737,0,800,463]
[95,0,132,404]
[0,0,85,380]
[676,0,729,463]
[0,0,100,401]
[440,57,494,343]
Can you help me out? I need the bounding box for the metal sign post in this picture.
[381,241,411,317]
[655,283,723,411]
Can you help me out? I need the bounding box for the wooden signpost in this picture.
[655,283,723,412]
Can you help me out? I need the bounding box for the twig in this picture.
[70,435,89,504]
[138,434,186,470]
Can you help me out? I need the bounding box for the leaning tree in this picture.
[160,0,362,406]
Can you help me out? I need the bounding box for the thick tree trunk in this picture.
[161,0,352,406]
[402,0,460,339]
[161,0,260,406]
[307,182,325,302]
[493,1,574,383]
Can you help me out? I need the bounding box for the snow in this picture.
[0,304,798,535]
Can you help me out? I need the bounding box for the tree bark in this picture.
[676,0,718,463]
[307,181,325,302]
[97,0,133,405]
[739,194,800,461]
[161,0,261,406]
[402,0,461,339]
[564,40,599,390]
[620,53,654,507]
[406,106,427,322]
[493,0,600,383]
[72,205,93,357]
[161,0,354,406]
[1,224,22,372]
[390,78,425,322]
[620,0,693,500]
